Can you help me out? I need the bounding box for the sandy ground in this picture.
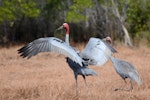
[0,44,149,100]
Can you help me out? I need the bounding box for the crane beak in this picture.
[56,25,63,31]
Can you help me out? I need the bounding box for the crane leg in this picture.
[82,75,87,86]
[114,79,127,91]
[75,75,78,96]
[125,80,133,91]
[123,79,127,89]
[82,75,88,95]
[115,79,133,91]
[123,80,133,91]
[130,80,133,90]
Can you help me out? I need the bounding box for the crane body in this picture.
[110,56,142,91]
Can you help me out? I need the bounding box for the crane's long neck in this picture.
[65,34,70,46]
[110,56,115,64]
[64,23,70,46]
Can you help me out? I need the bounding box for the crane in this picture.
[18,23,117,95]
[110,56,142,91]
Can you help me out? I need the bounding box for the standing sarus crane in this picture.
[18,23,117,95]
[110,56,142,91]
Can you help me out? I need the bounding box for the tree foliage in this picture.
[0,0,40,23]
[126,0,150,45]
[0,0,150,46]
[0,0,41,43]
[127,0,150,34]
[66,0,93,22]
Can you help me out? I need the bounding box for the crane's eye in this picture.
[63,26,67,30]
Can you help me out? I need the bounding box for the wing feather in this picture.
[18,37,83,66]
[81,37,114,66]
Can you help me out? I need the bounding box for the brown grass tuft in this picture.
[0,45,150,100]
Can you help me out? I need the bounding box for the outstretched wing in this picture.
[81,38,116,66]
[18,37,83,66]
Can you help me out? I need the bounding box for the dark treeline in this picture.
[0,0,150,46]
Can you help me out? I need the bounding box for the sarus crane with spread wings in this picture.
[18,23,117,95]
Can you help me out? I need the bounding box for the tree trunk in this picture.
[111,0,132,47]
[121,23,132,46]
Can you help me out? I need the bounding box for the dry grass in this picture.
[0,45,150,100]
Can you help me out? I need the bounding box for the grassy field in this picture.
[0,44,149,100]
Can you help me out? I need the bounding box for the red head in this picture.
[57,23,70,34]
[63,23,69,34]
[103,36,112,45]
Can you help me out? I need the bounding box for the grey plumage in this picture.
[18,37,83,66]
[81,38,117,67]
[110,56,142,91]
[66,57,97,95]
[66,57,97,77]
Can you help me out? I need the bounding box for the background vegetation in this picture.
[0,0,150,46]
